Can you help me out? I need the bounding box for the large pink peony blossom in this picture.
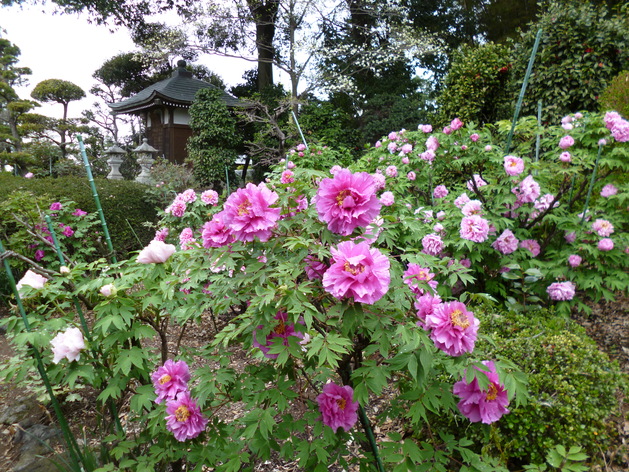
[16,269,48,295]
[512,175,540,204]
[492,229,519,255]
[568,254,582,267]
[546,281,576,301]
[151,359,191,404]
[317,382,359,432]
[519,239,540,257]
[600,184,617,198]
[201,211,234,248]
[315,169,381,236]
[503,155,524,176]
[322,240,390,304]
[137,240,176,263]
[252,311,304,359]
[422,233,444,256]
[598,238,614,251]
[222,183,281,242]
[165,391,208,441]
[453,361,510,424]
[591,219,614,237]
[50,327,86,364]
[460,215,490,243]
[200,190,219,205]
[414,293,442,324]
[425,301,479,357]
[558,135,574,150]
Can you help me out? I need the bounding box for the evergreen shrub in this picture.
[599,70,629,118]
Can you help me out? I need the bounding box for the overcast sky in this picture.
[1,3,253,119]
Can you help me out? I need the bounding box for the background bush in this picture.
[0,173,158,258]
[599,70,629,118]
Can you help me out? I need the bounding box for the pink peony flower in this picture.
[72,208,88,217]
[151,359,191,404]
[322,240,390,304]
[433,185,448,199]
[179,227,197,250]
[281,170,295,184]
[466,174,487,192]
[201,212,234,248]
[388,131,398,141]
[568,254,582,267]
[401,156,410,164]
[454,192,471,209]
[484,145,492,151]
[443,126,452,134]
[317,382,359,432]
[559,152,571,163]
[425,301,479,357]
[600,184,617,197]
[422,233,444,256]
[154,227,169,242]
[419,124,432,133]
[385,165,398,177]
[165,391,208,441]
[167,200,187,217]
[400,143,413,154]
[492,229,519,255]
[559,135,574,150]
[407,171,416,181]
[252,311,304,359]
[222,183,281,242]
[461,200,482,217]
[50,327,85,364]
[304,254,328,280]
[425,136,439,151]
[591,219,614,237]
[564,231,576,243]
[450,117,464,131]
[315,169,381,236]
[598,238,614,251]
[50,202,62,211]
[519,239,540,257]
[546,281,576,301]
[403,264,438,296]
[460,215,490,243]
[470,133,479,142]
[512,175,540,204]
[452,361,510,424]
[99,283,116,297]
[373,172,386,190]
[414,293,442,324]
[16,269,48,295]
[387,142,397,153]
[200,190,219,205]
[34,249,45,261]
[62,225,74,237]
[420,150,435,162]
[503,156,524,176]
[179,189,197,203]
[137,240,176,263]
[380,191,395,206]
[24,172,34,178]
[605,112,629,142]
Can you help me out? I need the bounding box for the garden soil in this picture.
[0,297,627,471]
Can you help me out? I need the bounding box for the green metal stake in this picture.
[0,239,84,469]
[580,142,603,226]
[225,166,231,195]
[534,100,542,176]
[506,28,543,154]
[291,110,309,150]
[358,404,385,472]
[77,135,117,263]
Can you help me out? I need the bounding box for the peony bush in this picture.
[0,110,627,471]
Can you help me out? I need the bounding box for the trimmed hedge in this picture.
[0,174,158,258]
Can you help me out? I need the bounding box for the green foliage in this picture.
[297,98,361,153]
[438,42,514,125]
[31,79,85,108]
[187,88,241,189]
[284,143,353,173]
[0,174,157,258]
[142,157,197,208]
[599,70,629,118]
[509,1,629,123]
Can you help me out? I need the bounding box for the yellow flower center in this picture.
[175,405,191,422]
[486,383,498,401]
[336,398,346,410]
[450,309,470,328]
[274,319,287,335]
[344,261,364,275]
[159,374,171,385]
[237,199,252,216]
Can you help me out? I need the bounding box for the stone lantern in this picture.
[134,138,158,184]
[105,144,126,180]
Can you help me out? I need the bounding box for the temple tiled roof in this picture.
[108,60,244,114]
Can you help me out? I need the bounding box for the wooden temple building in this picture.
[108,60,243,164]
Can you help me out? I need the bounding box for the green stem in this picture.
[580,143,603,226]
[0,239,85,469]
[506,28,543,154]
[358,404,385,472]
[77,135,117,263]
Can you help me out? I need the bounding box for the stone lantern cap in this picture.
[133,138,158,154]
[105,144,126,155]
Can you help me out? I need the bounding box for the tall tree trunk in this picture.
[247,0,280,92]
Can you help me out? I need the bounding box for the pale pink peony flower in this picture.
[414,293,442,324]
[519,239,540,257]
[380,191,395,206]
[24,172,34,178]
[154,227,169,242]
[404,264,438,296]
[407,171,416,181]
[322,240,390,304]
[179,228,197,250]
[559,152,571,163]
[315,169,381,236]
[99,283,116,297]
[420,150,435,162]
[425,301,479,357]
[568,254,582,267]
[492,229,519,255]
[565,231,576,243]
[461,200,482,216]
[388,131,398,141]
[466,174,487,192]
[137,240,176,263]
[559,135,574,150]
[600,184,617,197]
[201,212,234,248]
[422,233,444,256]
[437,211,446,221]
[591,219,614,237]
[50,327,85,364]
[503,156,524,176]
[598,238,614,251]
[419,124,432,133]
[450,117,464,131]
[179,189,197,203]
[453,360,510,424]
[281,170,295,184]
[151,359,191,404]
[373,172,386,190]
[454,192,471,209]
[317,382,359,432]
[165,391,208,441]
[252,311,305,359]
[16,269,48,294]
[470,133,479,142]
[401,156,410,164]
[546,281,576,301]
[222,182,281,242]
[433,185,448,199]
[512,175,540,204]
[387,142,397,153]
[385,165,398,177]
[200,190,219,205]
[443,126,452,134]
[425,136,439,151]
[167,200,187,217]
[400,143,413,154]
[484,145,492,151]
[460,215,490,243]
